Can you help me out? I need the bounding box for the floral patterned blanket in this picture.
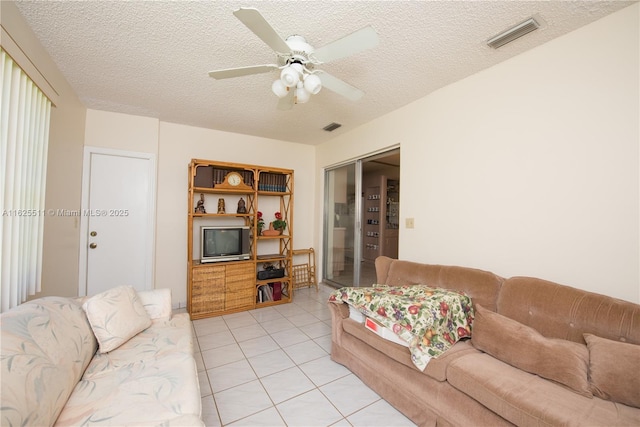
[329,285,474,371]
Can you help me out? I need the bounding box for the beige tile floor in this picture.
[192,284,416,426]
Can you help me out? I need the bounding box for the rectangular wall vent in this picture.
[487,17,540,49]
[323,122,342,132]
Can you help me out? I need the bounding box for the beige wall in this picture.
[156,122,316,306]
[316,4,640,303]
[85,110,160,155]
[2,1,87,298]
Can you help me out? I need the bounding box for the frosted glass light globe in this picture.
[303,74,322,95]
[280,64,302,87]
[296,84,310,104]
[271,79,288,98]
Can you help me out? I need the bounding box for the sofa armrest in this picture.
[137,288,172,319]
[375,256,394,284]
[328,302,349,346]
[330,301,349,319]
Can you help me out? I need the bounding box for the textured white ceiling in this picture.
[13,1,634,145]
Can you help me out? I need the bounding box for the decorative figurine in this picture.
[195,193,206,213]
[237,197,247,214]
[217,198,226,214]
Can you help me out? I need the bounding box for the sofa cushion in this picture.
[55,311,201,426]
[1,297,97,427]
[584,333,640,408]
[342,316,479,381]
[83,313,194,379]
[497,277,640,345]
[82,286,152,353]
[471,304,591,397]
[448,352,640,427]
[334,318,512,427]
[55,352,202,426]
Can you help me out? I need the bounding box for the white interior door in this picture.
[79,147,156,296]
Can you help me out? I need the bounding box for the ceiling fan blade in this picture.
[277,90,294,110]
[208,64,278,80]
[313,26,379,63]
[318,72,364,101]
[233,8,291,54]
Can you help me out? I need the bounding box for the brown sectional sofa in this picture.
[328,256,640,426]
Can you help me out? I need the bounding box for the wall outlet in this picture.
[406,218,415,229]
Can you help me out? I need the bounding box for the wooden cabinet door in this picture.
[224,263,255,311]
[191,265,225,315]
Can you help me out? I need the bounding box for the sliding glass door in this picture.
[323,148,400,289]
[323,162,361,287]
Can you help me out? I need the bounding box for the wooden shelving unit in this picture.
[187,159,294,319]
[363,176,399,261]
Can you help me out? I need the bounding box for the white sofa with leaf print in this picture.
[0,286,203,426]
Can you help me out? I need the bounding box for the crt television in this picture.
[201,226,251,263]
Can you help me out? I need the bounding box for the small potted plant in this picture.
[262,211,287,236]
[272,211,287,233]
[256,211,265,235]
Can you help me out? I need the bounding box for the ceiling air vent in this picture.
[487,17,540,49]
[323,122,342,132]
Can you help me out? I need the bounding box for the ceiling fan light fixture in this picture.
[303,74,322,95]
[271,79,289,98]
[280,63,304,87]
[209,8,379,108]
[295,84,310,104]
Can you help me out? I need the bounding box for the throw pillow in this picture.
[137,288,172,319]
[472,304,592,397]
[584,333,640,408]
[82,286,152,353]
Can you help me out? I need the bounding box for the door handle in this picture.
[90,231,97,237]
[89,243,97,249]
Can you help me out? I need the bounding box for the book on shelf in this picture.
[271,282,282,301]
[262,284,273,302]
[256,282,283,302]
[213,168,227,185]
[258,172,287,192]
[194,165,214,188]
[242,170,254,187]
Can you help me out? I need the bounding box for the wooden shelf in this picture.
[256,278,286,286]
[257,235,289,240]
[257,191,291,196]
[191,213,253,218]
[363,175,399,261]
[194,186,254,195]
[255,296,292,308]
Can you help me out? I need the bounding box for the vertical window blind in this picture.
[1,49,52,312]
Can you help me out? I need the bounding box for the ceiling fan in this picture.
[208,7,379,110]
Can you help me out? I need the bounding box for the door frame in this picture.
[78,146,157,296]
